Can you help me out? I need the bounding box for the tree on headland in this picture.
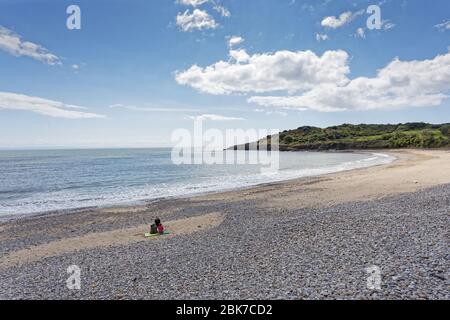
[233,123,450,151]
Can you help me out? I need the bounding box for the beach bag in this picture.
[150,224,158,234]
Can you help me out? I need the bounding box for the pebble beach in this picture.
[0,149,449,300]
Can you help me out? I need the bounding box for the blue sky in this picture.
[0,0,449,148]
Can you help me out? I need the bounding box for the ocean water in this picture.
[0,149,394,219]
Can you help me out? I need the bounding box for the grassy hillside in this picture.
[233,123,450,151]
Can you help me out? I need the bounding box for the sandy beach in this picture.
[0,149,449,299]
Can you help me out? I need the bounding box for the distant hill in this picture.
[231,123,450,151]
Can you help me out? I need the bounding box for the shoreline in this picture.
[0,149,394,223]
[1,149,448,229]
[1,148,449,252]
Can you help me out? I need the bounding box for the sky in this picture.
[0,0,449,149]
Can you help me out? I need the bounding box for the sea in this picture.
[0,148,395,220]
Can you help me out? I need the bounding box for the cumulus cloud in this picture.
[248,51,450,112]
[321,11,353,29]
[434,20,450,31]
[228,36,244,47]
[188,114,244,121]
[0,26,61,65]
[175,40,450,113]
[228,49,250,64]
[176,9,218,32]
[321,10,364,29]
[178,0,209,6]
[175,49,350,94]
[0,92,105,119]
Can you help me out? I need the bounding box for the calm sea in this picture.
[0,148,394,220]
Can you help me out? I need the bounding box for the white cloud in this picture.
[175,49,350,94]
[315,33,329,42]
[0,92,105,119]
[321,11,353,29]
[213,5,231,17]
[321,10,364,29]
[188,114,244,121]
[254,109,287,116]
[178,0,209,6]
[176,9,218,32]
[228,36,244,47]
[109,104,201,112]
[356,27,365,38]
[229,49,250,64]
[434,20,450,31]
[0,26,61,65]
[248,51,450,112]
[248,95,342,112]
[175,35,450,113]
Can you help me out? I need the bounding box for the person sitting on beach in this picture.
[150,217,161,234]
[151,217,164,235]
[157,222,165,235]
[155,217,165,234]
[150,222,158,234]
